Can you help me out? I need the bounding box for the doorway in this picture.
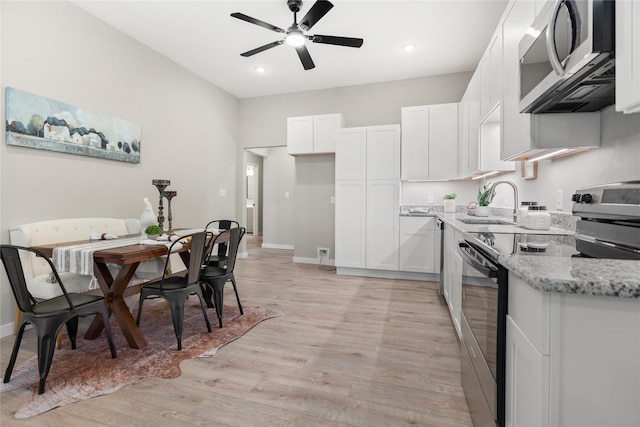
[246,163,259,235]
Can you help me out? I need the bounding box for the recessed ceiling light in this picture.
[404,44,415,52]
[254,66,266,73]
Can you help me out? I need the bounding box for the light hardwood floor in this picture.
[1,236,472,426]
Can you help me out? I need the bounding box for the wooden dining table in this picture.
[32,231,229,349]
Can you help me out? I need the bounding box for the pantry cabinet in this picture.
[287,113,344,155]
[401,104,458,181]
[335,125,400,271]
[615,0,640,114]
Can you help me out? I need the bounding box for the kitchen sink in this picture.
[458,218,515,225]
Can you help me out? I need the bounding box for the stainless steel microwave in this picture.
[519,0,615,114]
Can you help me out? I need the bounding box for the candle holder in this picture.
[163,190,177,232]
[151,179,170,230]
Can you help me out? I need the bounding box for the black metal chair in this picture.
[201,227,246,328]
[136,231,212,350]
[204,220,239,268]
[0,245,117,395]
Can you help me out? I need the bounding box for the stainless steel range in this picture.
[572,181,640,260]
[458,181,640,427]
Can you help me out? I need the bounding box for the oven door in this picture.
[458,240,507,427]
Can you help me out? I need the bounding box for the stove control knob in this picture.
[582,193,593,203]
[571,193,581,202]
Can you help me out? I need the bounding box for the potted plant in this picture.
[476,184,495,217]
[443,193,457,213]
[144,224,162,240]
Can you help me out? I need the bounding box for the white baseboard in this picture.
[0,322,15,339]
[261,243,294,250]
[336,267,439,282]
[293,256,335,267]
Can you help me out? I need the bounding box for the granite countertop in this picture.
[499,256,640,299]
[408,206,639,299]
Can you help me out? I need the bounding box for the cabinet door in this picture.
[480,55,491,118]
[401,106,429,180]
[450,248,462,338]
[428,103,458,180]
[287,116,314,155]
[365,180,399,271]
[335,180,366,268]
[615,0,640,114]
[399,217,437,273]
[313,113,344,153]
[335,127,367,180]
[506,315,550,427]
[501,0,535,160]
[490,31,502,110]
[459,72,481,178]
[366,125,401,180]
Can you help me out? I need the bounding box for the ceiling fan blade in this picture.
[295,45,316,70]
[311,34,364,48]
[231,12,285,33]
[299,0,334,31]
[240,40,284,57]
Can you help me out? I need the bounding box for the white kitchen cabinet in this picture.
[505,315,550,427]
[500,0,600,161]
[335,180,366,268]
[401,103,458,180]
[458,71,481,178]
[366,125,401,180]
[399,216,439,274]
[366,180,400,271]
[335,127,367,180]
[442,223,462,338]
[506,273,640,427]
[287,113,344,155]
[335,125,400,271]
[616,0,640,114]
[480,29,501,120]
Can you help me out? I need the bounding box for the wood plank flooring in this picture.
[0,236,472,426]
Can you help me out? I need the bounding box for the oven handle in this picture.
[458,241,498,278]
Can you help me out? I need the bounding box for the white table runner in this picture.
[52,236,142,276]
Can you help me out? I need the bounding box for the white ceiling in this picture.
[72,0,509,99]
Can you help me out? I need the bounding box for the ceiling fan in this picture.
[231,0,364,70]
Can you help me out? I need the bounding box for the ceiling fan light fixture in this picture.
[285,28,306,47]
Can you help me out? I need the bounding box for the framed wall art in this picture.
[5,87,141,164]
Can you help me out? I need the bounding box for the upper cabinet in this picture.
[480,30,502,120]
[616,0,640,114]
[500,0,600,161]
[335,125,401,181]
[287,113,345,155]
[401,103,458,181]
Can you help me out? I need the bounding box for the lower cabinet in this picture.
[506,273,640,427]
[441,223,462,338]
[505,315,550,427]
[399,216,439,274]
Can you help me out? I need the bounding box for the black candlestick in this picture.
[152,179,170,230]
[163,190,177,232]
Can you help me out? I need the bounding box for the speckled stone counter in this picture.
[419,207,640,299]
[499,255,640,298]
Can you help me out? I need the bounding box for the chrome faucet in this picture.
[489,181,519,223]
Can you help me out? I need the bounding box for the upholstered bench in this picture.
[9,217,164,300]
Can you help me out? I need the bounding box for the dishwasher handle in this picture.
[457,241,498,278]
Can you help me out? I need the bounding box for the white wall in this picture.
[262,147,296,249]
[0,2,239,331]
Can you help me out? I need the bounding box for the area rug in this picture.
[1,300,283,418]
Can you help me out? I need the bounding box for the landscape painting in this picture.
[5,87,141,164]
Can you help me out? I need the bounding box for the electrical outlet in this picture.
[556,190,563,210]
[427,195,434,204]
[317,247,329,259]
